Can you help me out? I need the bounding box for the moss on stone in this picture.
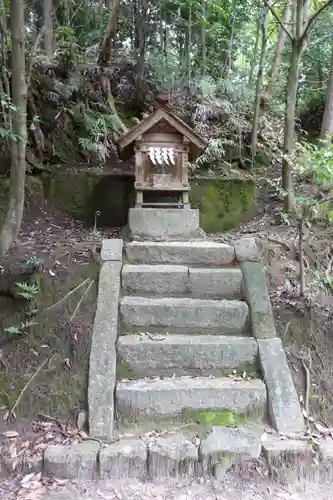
[182,409,254,428]
[190,176,256,232]
[116,361,137,380]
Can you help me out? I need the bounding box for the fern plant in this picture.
[15,282,39,300]
[77,109,121,161]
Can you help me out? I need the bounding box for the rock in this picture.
[88,261,121,440]
[122,264,188,295]
[99,438,147,479]
[258,338,304,433]
[262,435,317,484]
[43,442,100,480]
[116,376,267,419]
[120,296,249,335]
[117,334,258,378]
[101,238,123,261]
[125,240,235,267]
[187,268,243,299]
[241,261,277,338]
[234,237,260,263]
[77,411,88,431]
[200,427,261,475]
[128,208,204,240]
[148,434,198,477]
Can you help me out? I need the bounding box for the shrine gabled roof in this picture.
[116,107,208,163]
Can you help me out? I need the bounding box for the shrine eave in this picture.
[116,107,208,163]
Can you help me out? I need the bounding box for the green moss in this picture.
[190,177,256,232]
[41,172,99,222]
[182,409,254,428]
[116,361,137,380]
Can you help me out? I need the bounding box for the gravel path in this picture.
[2,475,333,500]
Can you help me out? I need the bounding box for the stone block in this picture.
[122,264,188,295]
[128,208,204,240]
[148,434,198,477]
[258,338,304,433]
[241,261,276,338]
[234,237,260,263]
[116,377,267,419]
[200,427,261,474]
[101,238,123,261]
[88,261,121,440]
[125,240,235,267]
[99,438,147,479]
[319,440,333,481]
[188,268,243,299]
[117,334,258,378]
[43,442,99,480]
[120,296,249,335]
[262,435,317,484]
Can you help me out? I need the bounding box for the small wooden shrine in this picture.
[117,94,208,208]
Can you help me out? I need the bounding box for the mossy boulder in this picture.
[190,176,256,233]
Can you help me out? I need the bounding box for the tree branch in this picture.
[27,26,45,89]
[302,0,333,42]
[263,0,293,41]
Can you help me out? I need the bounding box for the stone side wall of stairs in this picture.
[88,238,304,441]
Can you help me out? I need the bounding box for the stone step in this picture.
[125,240,235,267]
[116,376,267,420]
[120,296,249,335]
[121,264,243,300]
[117,334,258,378]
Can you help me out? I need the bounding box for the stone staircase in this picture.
[116,240,266,425]
[86,236,307,480]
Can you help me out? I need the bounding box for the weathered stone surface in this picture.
[188,268,243,299]
[88,261,122,440]
[200,427,261,473]
[120,297,249,335]
[101,238,123,261]
[99,438,147,479]
[125,240,235,267]
[234,237,260,263]
[122,264,188,295]
[148,434,198,477]
[43,442,99,479]
[241,261,276,338]
[129,208,204,240]
[319,440,333,481]
[116,377,266,419]
[117,334,258,378]
[258,338,304,433]
[262,435,317,483]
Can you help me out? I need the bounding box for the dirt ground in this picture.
[2,474,333,500]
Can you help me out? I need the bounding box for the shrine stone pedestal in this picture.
[128,208,205,240]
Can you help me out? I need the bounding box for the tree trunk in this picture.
[251,7,268,159]
[248,19,260,86]
[320,41,333,144]
[282,39,302,212]
[201,1,206,76]
[0,0,27,258]
[266,2,291,97]
[98,0,121,66]
[43,0,53,58]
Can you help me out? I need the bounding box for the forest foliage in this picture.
[1,0,333,256]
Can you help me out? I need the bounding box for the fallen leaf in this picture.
[2,430,20,438]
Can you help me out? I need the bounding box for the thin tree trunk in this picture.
[248,19,260,86]
[98,0,121,66]
[201,1,206,76]
[43,0,54,58]
[266,2,291,97]
[251,7,268,158]
[320,41,333,144]
[0,0,28,258]
[282,39,302,211]
[188,4,192,83]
